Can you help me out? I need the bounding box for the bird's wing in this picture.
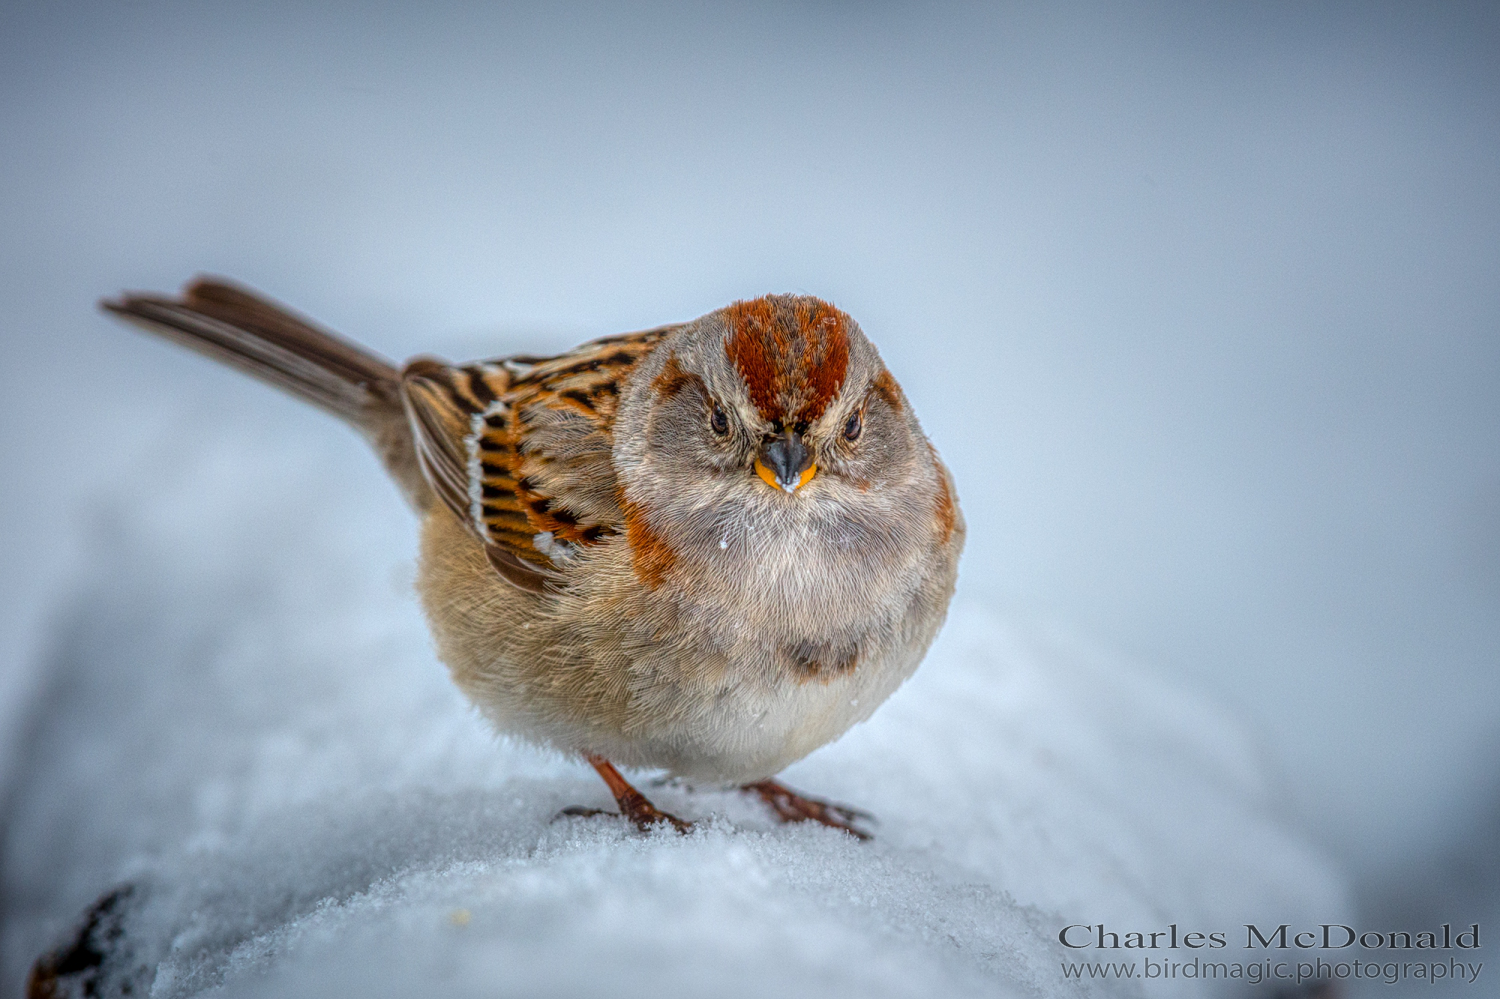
[399,325,676,591]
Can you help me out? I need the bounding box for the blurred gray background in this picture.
[1,0,1496,940]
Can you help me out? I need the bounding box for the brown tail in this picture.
[102,277,402,425]
[102,277,429,508]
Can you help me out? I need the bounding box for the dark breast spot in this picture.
[785,641,859,683]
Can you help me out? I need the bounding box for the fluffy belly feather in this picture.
[417,502,954,784]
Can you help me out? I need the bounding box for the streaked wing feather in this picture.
[399,324,676,591]
[400,361,473,518]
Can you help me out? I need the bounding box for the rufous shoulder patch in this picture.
[724,295,850,425]
[933,454,956,545]
[624,498,676,588]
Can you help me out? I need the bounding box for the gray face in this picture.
[612,296,950,635]
[642,333,918,497]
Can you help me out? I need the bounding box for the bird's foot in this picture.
[742,779,873,840]
[555,803,691,833]
[557,755,692,834]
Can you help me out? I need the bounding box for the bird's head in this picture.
[612,294,956,608]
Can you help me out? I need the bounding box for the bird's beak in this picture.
[754,429,816,493]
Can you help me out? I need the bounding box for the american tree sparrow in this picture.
[103,279,963,837]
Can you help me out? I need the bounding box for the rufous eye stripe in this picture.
[871,368,903,412]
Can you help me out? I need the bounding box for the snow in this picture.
[0,413,1347,997]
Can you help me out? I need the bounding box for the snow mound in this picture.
[0,423,1347,997]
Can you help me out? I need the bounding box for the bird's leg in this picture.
[742,779,873,840]
[559,755,692,833]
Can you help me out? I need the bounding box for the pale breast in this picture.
[416,457,964,784]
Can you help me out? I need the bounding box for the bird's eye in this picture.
[843,410,863,441]
[710,402,729,436]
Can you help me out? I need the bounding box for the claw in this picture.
[566,755,693,834]
[617,796,693,834]
[743,779,874,840]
